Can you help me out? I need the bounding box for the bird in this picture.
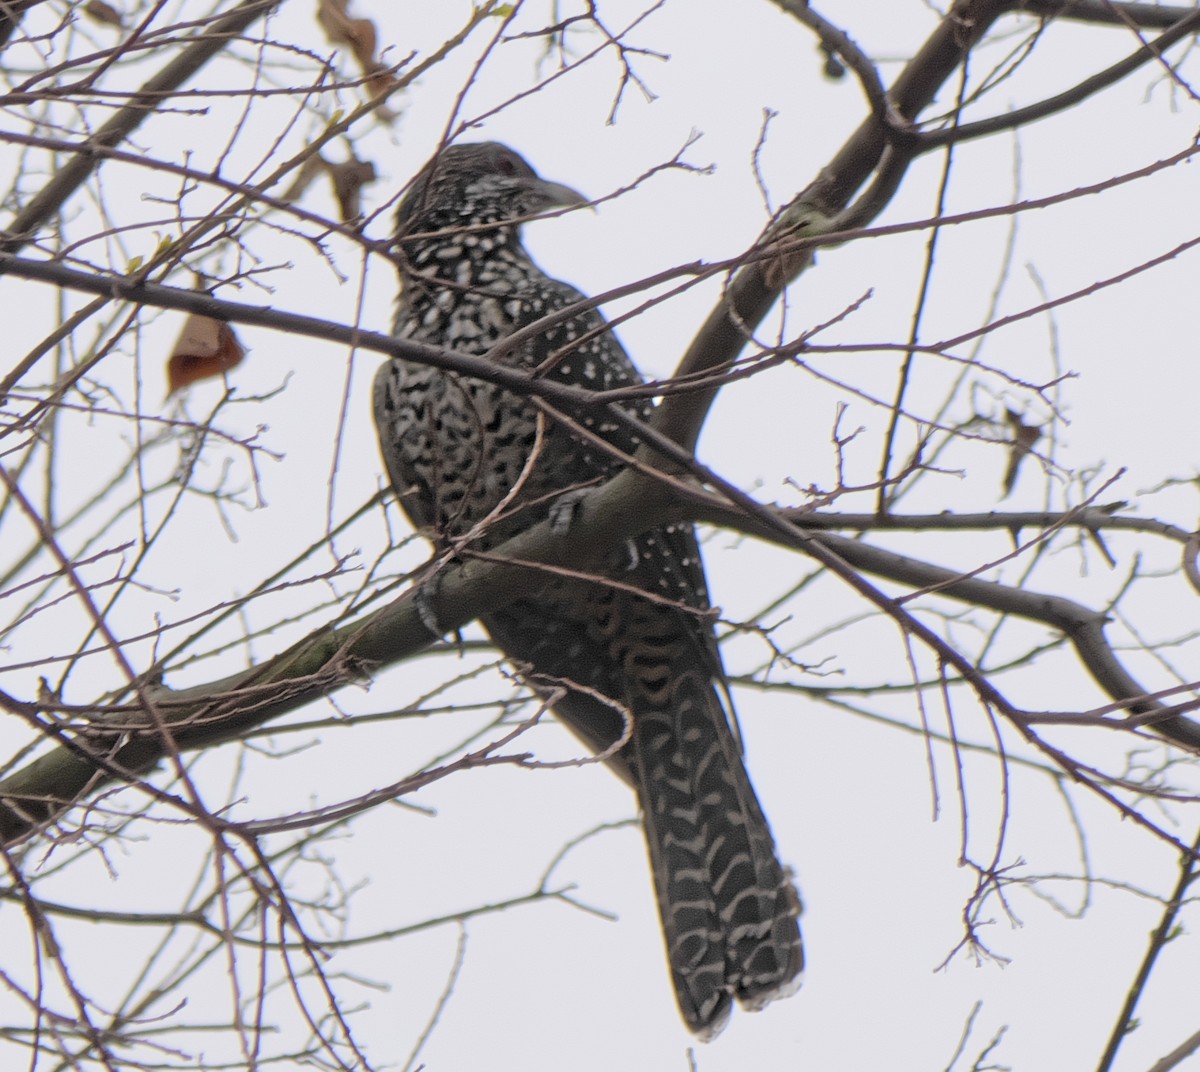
[373,141,802,1036]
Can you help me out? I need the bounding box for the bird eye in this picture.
[495,152,518,176]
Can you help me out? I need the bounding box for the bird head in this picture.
[395,142,588,239]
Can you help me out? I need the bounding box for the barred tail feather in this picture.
[633,661,803,1036]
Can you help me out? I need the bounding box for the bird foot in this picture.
[549,488,638,570]
[413,574,444,638]
[548,488,589,535]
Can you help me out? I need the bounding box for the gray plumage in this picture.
[373,142,802,1035]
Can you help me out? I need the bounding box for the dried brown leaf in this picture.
[317,0,378,72]
[316,0,398,108]
[166,314,246,396]
[327,157,376,221]
[1002,408,1043,496]
[84,0,124,27]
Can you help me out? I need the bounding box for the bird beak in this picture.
[529,178,591,213]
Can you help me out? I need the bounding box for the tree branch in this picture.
[676,487,1200,751]
[654,0,1016,453]
[0,464,673,847]
[920,6,1200,149]
[2,0,285,254]
[1021,0,1200,28]
[1095,825,1200,1072]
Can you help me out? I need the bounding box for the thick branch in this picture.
[677,488,1200,750]
[656,0,1016,453]
[0,466,673,846]
[7,463,1197,849]
[0,251,661,414]
[1021,0,1200,27]
[659,0,1200,453]
[920,7,1200,149]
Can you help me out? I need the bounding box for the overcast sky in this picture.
[4,2,1200,1070]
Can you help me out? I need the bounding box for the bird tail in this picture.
[481,578,803,1036]
[631,657,804,1037]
